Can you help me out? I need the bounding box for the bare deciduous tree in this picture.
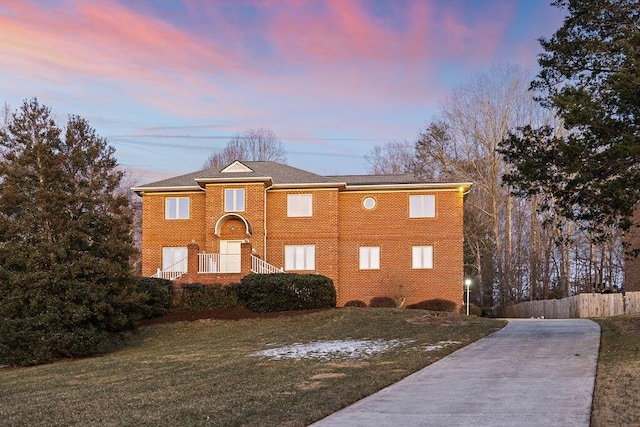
[1,103,10,129]
[364,141,414,175]
[204,128,286,170]
[412,66,626,310]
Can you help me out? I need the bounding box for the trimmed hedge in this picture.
[237,273,336,313]
[406,298,457,312]
[176,283,241,310]
[135,277,173,319]
[344,300,367,307]
[369,296,397,308]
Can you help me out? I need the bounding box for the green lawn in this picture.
[0,309,504,426]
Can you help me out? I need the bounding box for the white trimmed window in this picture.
[412,245,434,269]
[359,246,380,270]
[287,194,313,217]
[409,195,436,218]
[362,197,376,210]
[162,247,188,272]
[284,245,315,271]
[225,188,245,212]
[165,197,190,219]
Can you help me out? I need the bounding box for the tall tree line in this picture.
[366,64,626,311]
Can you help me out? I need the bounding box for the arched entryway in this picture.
[214,213,252,238]
[213,214,252,273]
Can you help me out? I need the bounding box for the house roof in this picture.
[331,174,419,185]
[131,160,472,194]
[195,161,340,187]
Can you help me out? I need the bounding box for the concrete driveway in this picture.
[312,318,600,427]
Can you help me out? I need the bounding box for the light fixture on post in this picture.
[464,278,472,316]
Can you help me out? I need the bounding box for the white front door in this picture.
[220,240,242,273]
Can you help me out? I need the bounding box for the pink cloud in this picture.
[0,0,542,140]
[0,1,241,89]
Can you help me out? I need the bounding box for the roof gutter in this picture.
[342,182,473,192]
[130,185,203,196]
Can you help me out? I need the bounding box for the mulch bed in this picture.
[139,307,327,326]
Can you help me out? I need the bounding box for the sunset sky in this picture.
[0,0,566,183]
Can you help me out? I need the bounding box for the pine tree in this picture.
[0,99,138,365]
[500,0,640,239]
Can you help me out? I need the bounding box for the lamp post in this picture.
[464,278,472,316]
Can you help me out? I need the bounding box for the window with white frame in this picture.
[225,188,245,212]
[412,245,433,269]
[409,195,436,218]
[162,247,188,272]
[359,246,380,270]
[284,245,315,270]
[165,197,190,219]
[287,194,313,217]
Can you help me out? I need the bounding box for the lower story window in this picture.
[412,245,433,269]
[163,247,188,272]
[284,245,315,271]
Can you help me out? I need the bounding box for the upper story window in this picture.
[284,245,315,271]
[409,195,435,218]
[225,188,245,212]
[287,194,313,217]
[362,197,376,210]
[412,245,433,269]
[359,246,380,270]
[165,197,190,219]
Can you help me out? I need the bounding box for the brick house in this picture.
[625,203,640,292]
[132,161,472,307]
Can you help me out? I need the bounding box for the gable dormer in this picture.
[221,161,253,173]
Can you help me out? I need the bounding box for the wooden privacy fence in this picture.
[505,292,640,319]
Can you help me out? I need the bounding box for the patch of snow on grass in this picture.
[424,340,462,351]
[250,339,410,360]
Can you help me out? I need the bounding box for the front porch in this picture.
[152,240,283,285]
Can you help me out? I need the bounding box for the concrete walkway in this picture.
[312,319,600,427]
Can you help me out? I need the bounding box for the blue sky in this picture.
[0,0,566,183]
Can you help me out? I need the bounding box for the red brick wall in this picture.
[264,189,340,278]
[336,190,464,308]
[140,191,207,276]
[202,183,265,253]
[625,204,640,292]
[140,184,466,308]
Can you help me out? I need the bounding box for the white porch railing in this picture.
[251,255,284,274]
[198,252,241,273]
[152,257,187,281]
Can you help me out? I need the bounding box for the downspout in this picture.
[263,183,274,261]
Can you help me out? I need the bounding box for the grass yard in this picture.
[0,308,504,426]
[590,314,640,427]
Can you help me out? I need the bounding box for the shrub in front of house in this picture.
[176,283,241,310]
[134,277,173,319]
[344,300,367,307]
[369,296,397,308]
[237,273,336,313]
[459,303,482,316]
[406,298,457,312]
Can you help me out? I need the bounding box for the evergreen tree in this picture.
[500,0,640,238]
[0,99,138,366]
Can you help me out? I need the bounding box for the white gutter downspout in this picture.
[263,183,274,261]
